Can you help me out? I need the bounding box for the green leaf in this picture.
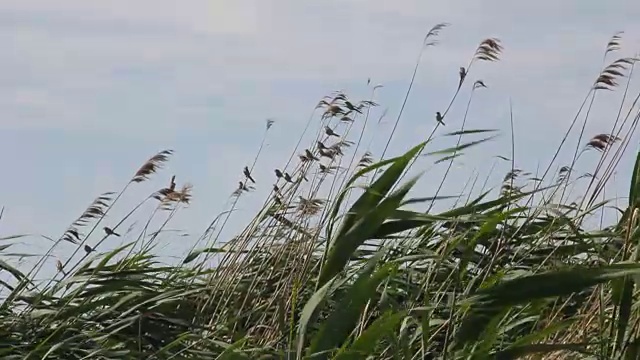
[326,141,426,246]
[423,136,497,157]
[615,276,634,354]
[442,128,499,136]
[0,259,25,281]
[435,153,464,164]
[318,174,420,287]
[308,254,397,358]
[216,338,251,360]
[183,247,249,264]
[455,263,640,350]
[333,311,408,360]
[296,276,341,357]
[372,218,434,239]
[629,149,640,209]
[439,186,551,218]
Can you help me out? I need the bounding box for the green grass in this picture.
[1,27,640,359]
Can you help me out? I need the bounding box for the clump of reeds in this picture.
[1,27,640,360]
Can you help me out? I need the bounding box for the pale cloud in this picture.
[0,1,261,35]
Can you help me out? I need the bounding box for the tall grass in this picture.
[2,27,640,359]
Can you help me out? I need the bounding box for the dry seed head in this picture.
[361,100,379,106]
[331,93,347,103]
[344,100,361,114]
[423,22,450,47]
[474,38,503,62]
[501,169,527,196]
[266,118,275,130]
[503,169,523,182]
[592,133,620,143]
[62,228,81,244]
[458,67,467,88]
[297,196,326,216]
[586,139,608,151]
[357,151,374,168]
[594,58,635,91]
[323,105,343,119]
[159,183,193,208]
[173,183,193,204]
[605,31,623,56]
[75,192,113,226]
[586,133,620,151]
[132,150,173,183]
[153,187,173,201]
[557,165,572,183]
[577,172,594,180]
[316,99,329,109]
[62,192,114,244]
[473,80,487,89]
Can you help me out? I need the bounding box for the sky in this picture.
[1,1,640,276]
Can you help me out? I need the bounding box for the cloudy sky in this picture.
[1,1,640,270]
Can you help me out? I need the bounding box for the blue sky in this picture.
[1,1,640,274]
